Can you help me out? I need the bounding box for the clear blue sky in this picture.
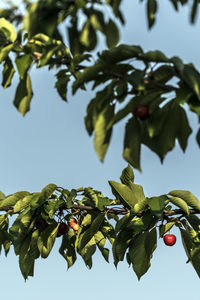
[0,1,200,298]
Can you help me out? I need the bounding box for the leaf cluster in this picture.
[1,0,200,281]
[1,1,200,169]
[0,166,200,280]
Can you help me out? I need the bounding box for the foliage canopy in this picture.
[1,0,200,280]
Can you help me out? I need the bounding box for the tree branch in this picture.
[1,203,199,218]
[71,204,200,217]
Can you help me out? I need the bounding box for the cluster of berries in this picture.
[35,217,79,237]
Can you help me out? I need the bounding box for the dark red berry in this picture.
[35,218,48,231]
[133,105,150,120]
[57,222,68,236]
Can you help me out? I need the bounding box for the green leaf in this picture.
[169,190,200,211]
[18,233,33,280]
[175,82,193,105]
[128,212,157,233]
[90,12,105,32]
[180,226,200,278]
[72,62,105,94]
[37,223,59,258]
[24,2,58,38]
[0,43,14,63]
[79,236,96,269]
[105,19,120,48]
[183,65,200,100]
[9,208,35,255]
[101,220,115,245]
[120,164,135,185]
[13,73,33,116]
[94,231,109,262]
[112,229,133,266]
[81,190,114,211]
[109,180,146,212]
[168,196,190,215]
[59,231,77,269]
[81,214,93,227]
[107,99,133,128]
[171,56,185,76]
[180,227,193,262]
[99,44,142,65]
[80,20,97,51]
[142,102,181,161]
[159,221,175,237]
[38,44,60,67]
[169,0,178,10]
[1,57,15,88]
[123,117,141,171]
[0,191,30,210]
[3,239,11,256]
[146,106,169,139]
[0,214,9,253]
[31,184,57,208]
[0,191,5,200]
[55,70,70,101]
[147,0,158,29]
[0,214,8,230]
[127,70,145,91]
[14,193,40,213]
[141,50,168,62]
[115,213,132,234]
[0,18,17,42]
[115,81,128,102]
[85,83,115,135]
[148,195,167,218]
[63,189,77,208]
[18,229,40,280]
[129,228,157,280]
[109,181,138,209]
[15,54,33,80]
[30,33,51,44]
[152,65,175,83]
[184,223,198,240]
[0,215,10,256]
[186,215,200,232]
[78,213,105,251]
[68,18,85,55]
[177,106,192,151]
[190,246,200,278]
[81,188,113,210]
[113,215,150,267]
[94,104,114,162]
[188,96,200,117]
[133,196,147,214]
[190,0,198,23]
[80,188,99,208]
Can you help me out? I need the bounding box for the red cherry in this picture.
[71,223,79,231]
[133,105,150,120]
[163,234,176,246]
[68,218,79,231]
[57,222,68,236]
[68,218,77,227]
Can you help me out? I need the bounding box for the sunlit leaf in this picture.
[13,73,33,116]
[129,228,157,280]
[105,19,120,48]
